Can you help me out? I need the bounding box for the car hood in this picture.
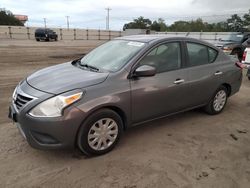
[26,62,109,94]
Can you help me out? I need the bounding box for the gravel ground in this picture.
[0,39,250,188]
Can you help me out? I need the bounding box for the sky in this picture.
[1,0,250,30]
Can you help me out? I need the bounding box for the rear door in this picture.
[130,41,190,124]
[183,41,220,106]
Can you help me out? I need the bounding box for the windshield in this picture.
[80,40,145,72]
[222,34,243,42]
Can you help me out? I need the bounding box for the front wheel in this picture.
[77,109,123,156]
[248,76,250,81]
[204,86,228,115]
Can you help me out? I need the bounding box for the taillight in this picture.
[235,62,243,69]
[242,51,246,62]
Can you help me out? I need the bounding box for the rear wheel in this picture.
[248,76,250,80]
[77,109,123,156]
[36,38,40,41]
[204,86,228,115]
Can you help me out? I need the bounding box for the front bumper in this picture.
[35,37,47,40]
[9,104,84,150]
[8,82,86,150]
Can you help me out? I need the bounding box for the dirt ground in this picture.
[0,39,250,188]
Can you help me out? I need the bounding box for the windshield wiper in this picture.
[79,63,99,72]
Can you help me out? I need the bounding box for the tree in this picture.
[190,18,206,31]
[122,12,250,32]
[167,19,232,32]
[150,21,161,31]
[243,10,250,30]
[123,16,152,30]
[227,14,244,32]
[0,8,24,26]
[209,22,229,32]
[168,21,189,32]
[152,18,167,31]
[123,17,167,32]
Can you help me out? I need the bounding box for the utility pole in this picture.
[43,18,47,28]
[105,7,111,30]
[66,16,70,30]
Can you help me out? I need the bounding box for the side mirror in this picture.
[134,65,156,77]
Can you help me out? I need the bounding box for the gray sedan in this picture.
[9,35,242,155]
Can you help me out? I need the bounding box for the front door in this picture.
[130,42,190,124]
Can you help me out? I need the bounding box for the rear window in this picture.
[186,42,218,67]
[35,29,45,32]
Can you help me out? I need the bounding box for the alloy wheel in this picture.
[213,90,227,112]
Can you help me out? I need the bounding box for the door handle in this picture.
[174,79,185,84]
[214,71,223,76]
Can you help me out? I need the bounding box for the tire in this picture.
[204,86,228,115]
[55,37,58,41]
[36,38,40,41]
[77,109,123,156]
[248,76,250,81]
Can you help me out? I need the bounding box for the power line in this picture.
[159,12,248,20]
[81,11,249,28]
[27,10,250,29]
[112,12,249,21]
[66,16,70,30]
[74,18,105,23]
[43,18,47,28]
[105,7,111,30]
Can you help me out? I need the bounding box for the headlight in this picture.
[29,91,83,117]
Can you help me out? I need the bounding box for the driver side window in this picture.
[139,42,181,73]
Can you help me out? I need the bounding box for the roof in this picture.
[116,35,190,43]
[116,34,219,50]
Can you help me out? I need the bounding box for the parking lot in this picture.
[0,39,250,188]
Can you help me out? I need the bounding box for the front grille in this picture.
[14,94,33,110]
